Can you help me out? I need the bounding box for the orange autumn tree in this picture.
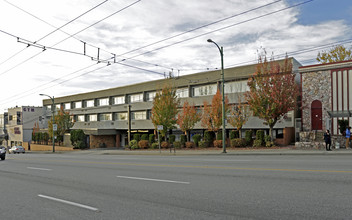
[48,106,73,145]
[245,55,299,141]
[201,89,229,139]
[177,101,201,141]
[151,84,180,141]
[228,97,251,138]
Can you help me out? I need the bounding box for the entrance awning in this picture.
[327,110,352,118]
[83,129,117,135]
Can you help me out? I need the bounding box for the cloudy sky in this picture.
[0,0,351,113]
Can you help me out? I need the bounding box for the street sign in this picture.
[53,124,58,131]
[157,125,163,131]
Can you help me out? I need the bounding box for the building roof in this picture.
[299,60,352,73]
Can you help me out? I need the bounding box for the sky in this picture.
[0,0,351,113]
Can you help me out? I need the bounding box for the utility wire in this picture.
[0,0,109,67]
[0,0,141,77]
[121,0,314,62]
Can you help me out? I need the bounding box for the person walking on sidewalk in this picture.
[324,130,332,151]
[346,127,351,149]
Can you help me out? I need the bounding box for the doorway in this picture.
[311,100,322,130]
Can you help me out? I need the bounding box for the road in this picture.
[1,152,352,219]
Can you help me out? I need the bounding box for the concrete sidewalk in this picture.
[33,147,352,156]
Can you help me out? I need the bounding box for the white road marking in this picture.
[27,167,52,171]
[117,175,190,184]
[38,194,99,212]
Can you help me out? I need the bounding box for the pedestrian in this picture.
[346,126,351,149]
[324,130,331,151]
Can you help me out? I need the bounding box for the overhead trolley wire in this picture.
[0,0,141,77]
[0,0,109,67]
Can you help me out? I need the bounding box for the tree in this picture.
[201,89,229,139]
[177,101,201,141]
[48,106,73,144]
[151,84,180,141]
[228,99,251,138]
[245,55,299,141]
[317,45,352,64]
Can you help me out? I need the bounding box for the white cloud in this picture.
[0,0,351,112]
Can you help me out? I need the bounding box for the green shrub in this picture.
[129,140,138,150]
[213,140,223,148]
[141,134,149,140]
[173,141,181,149]
[149,134,155,144]
[231,138,246,148]
[169,134,176,144]
[253,139,263,147]
[245,130,253,146]
[180,134,187,147]
[230,130,239,139]
[264,135,271,143]
[185,142,195,148]
[217,132,223,140]
[151,143,159,149]
[198,141,208,148]
[133,134,141,142]
[138,140,149,149]
[204,131,215,146]
[266,141,274,147]
[255,130,265,146]
[192,134,201,147]
[77,141,87,149]
[70,130,86,149]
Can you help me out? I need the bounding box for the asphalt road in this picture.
[1,152,352,220]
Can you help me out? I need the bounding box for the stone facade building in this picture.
[299,60,352,148]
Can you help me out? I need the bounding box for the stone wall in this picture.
[301,70,331,131]
[295,131,345,149]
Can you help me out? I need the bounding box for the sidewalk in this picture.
[37,147,352,156]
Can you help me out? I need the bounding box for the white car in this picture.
[9,146,25,154]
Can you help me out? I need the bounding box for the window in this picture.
[225,81,249,94]
[193,84,217,96]
[85,100,95,108]
[77,115,85,122]
[128,93,143,103]
[74,101,82,109]
[176,88,189,98]
[99,113,112,121]
[115,112,128,121]
[113,96,125,105]
[55,104,61,110]
[46,105,52,110]
[146,92,156,101]
[64,103,71,110]
[131,111,146,120]
[98,98,109,106]
[88,114,97,122]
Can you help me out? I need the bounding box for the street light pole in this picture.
[207,39,226,153]
[40,94,55,153]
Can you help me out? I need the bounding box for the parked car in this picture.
[0,146,6,160]
[9,146,25,154]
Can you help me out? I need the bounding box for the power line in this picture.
[0,0,141,77]
[0,0,109,67]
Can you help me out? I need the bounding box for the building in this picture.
[42,58,301,148]
[299,60,352,135]
[0,113,8,144]
[5,106,47,147]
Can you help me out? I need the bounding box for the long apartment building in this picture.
[42,58,301,148]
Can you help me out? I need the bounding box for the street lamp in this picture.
[39,94,55,153]
[207,39,226,153]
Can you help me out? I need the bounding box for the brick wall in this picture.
[89,135,116,148]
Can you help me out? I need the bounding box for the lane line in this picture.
[117,175,190,184]
[13,158,352,174]
[38,194,99,212]
[27,167,52,171]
